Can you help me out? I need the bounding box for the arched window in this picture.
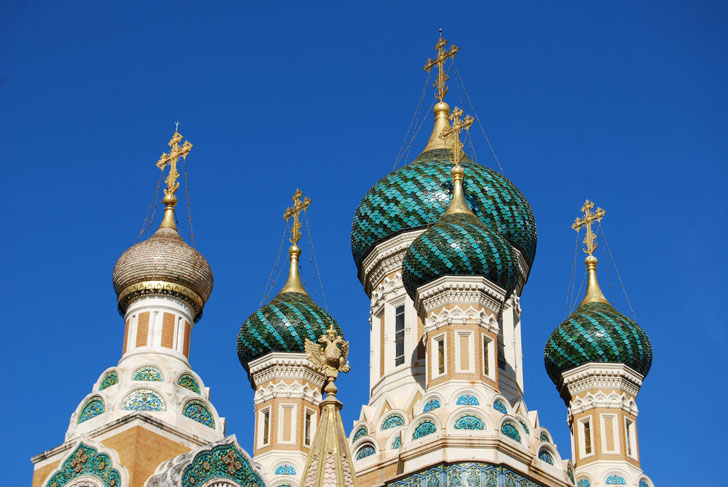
[493,399,507,414]
[577,479,591,487]
[517,418,530,434]
[605,475,627,485]
[78,398,105,423]
[178,373,200,394]
[274,464,296,475]
[539,431,550,443]
[500,422,521,442]
[538,449,554,465]
[352,426,368,442]
[183,400,215,428]
[454,415,485,430]
[132,366,163,381]
[122,389,166,411]
[392,434,401,449]
[423,399,441,412]
[99,372,118,390]
[456,394,479,406]
[639,480,650,487]
[381,413,405,430]
[356,445,376,460]
[412,420,437,439]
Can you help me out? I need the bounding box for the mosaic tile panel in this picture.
[537,450,553,465]
[454,415,485,430]
[639,480,649,487]
[387,462,545,487]
[423,399,441,412]
[351,149,537,269]
[356,445,376,459]
[500,422,521,442]
[46,442,121,487]
[392,434,401,449]
[178,373,201,394]
[274,464,296,475]
[382,414,405,430]
[181,442,263,487]
[352,426,368,442]
[412,420,437,439]
[492,399,507,414]
[78,398,105,424]
[238,291,343,366]
[577,479,591,487]
[133,366,163,381]
[517,419,530,434]
[121,389,166,411]
[544,302,653,384]
[99,372,118,390]
[456,394,480,406]
[605,475,626,485]
[183,400,215,428]
[402,213,520,300]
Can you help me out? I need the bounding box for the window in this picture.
[482,335,492,376]
[260,407,271,447]
[433,335,446,376]
[497,321,506,370]
[395,305,405,366]
[625,418,637,459]
[304,409,314,446]
[580,417,593,456]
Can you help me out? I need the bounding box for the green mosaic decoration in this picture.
[412,420,436,439]
[78,397,105,423]
[99,371,118,390]
[237,290,343,366]
[122,389,165,411]
[351,149,537,270]
[183,400,215,428]
[539,431,550,443]
[182,442,263,487]
[133,366,163,381]
[388,462,546,487]
[381,413,405,430]
[352,426,368,442]
[501,422,521,442]
[392,433,401,449]
[178,373,201,394]
[402,213,520,300]
[517,418,530,434]
[46,442,122,487]
[544,302,652,385]
[538,449,554,465]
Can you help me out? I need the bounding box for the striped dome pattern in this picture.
[237,291,343,367]
[402,213,521,300]
[351,149,537,269]
[544,302,653,384]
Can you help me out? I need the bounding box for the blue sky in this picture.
[1,1,726,485]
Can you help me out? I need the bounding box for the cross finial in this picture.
[572,200,606,256]
[282,189,311,245]
[439,106,474,166]
[156,129,193,196]
[423,33,459,102]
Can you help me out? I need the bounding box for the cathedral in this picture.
[31,36,654,487]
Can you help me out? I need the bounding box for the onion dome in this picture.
[113,193,214,321]
[544,255,653,385]
[237,192,343,369]
[402,151,521,299]
[351,102,536,272]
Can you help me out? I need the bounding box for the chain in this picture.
[182,157,196,248]
[564,229,580,318]
[454,76,479,164]
[597,222,637,320]
[452,59,505,174]
[136,172,164,244]
[304,210,329,311]
[260,219,289,306]
[393,70,431,170]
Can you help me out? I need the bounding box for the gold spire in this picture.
[279,189,311,295]
[156,129,193,230]
[439,106,475,216]
[572,200,609,305]
[301,327,356,487]
[422,32,460,153]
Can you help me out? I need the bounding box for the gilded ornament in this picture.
[304,325,351,395]
[423,32,460,103]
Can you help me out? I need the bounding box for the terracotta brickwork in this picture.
[161,312,175,349]
[136,312,150,348]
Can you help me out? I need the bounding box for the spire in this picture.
[422,32,460,153]
[279,189,311,295]
[156,128,193,231]
[439,106,475,216]
[571,200,609,305]
[301,327,356,487]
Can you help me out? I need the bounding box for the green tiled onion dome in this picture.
[351,149,537,270]
[402,212,521,300]
[237,291,343,368]
[544,301,653,385]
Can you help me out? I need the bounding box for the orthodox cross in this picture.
[423,31,460,102]
[282,189,311,245]
[156,130,193,196]
[572,200,606,255]
[439,106,474,166]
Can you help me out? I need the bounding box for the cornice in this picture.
[415,275,506,316]
[360,230,424,296]
[424,304,499,334]
[567,390,640,422]
[248,352,325,390]
[560,363,643,399]
[370,272,404,317]
[117,280,204,321]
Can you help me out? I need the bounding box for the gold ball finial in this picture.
[163,193,177,207]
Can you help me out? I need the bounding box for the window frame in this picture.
[304,407,317,447]
[455,330,474,373]
[579,416,594,459]
[259,406,272,448]
[600,413,620,454]
[431,333,447,378]
[394,305,406,367]
[625,417,638,460]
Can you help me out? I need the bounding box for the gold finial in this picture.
[278,189,312,295]
[439,106,475,216]
[156,128,193,230]
[423,31,459,103]
[304,325,351,396]
[572,200,609,305]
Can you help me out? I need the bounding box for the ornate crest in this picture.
[304,325,350,395]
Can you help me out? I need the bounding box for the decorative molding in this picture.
[561,363,643,399]
[568,390,639,421]
[360,231,423,296]
[117,280,204,321]
[370,273,404,317]
[416,275,506,317]
[254,380,322,405]
[424,304,498,333]
[249,353,325,392]
[42,438,128,487]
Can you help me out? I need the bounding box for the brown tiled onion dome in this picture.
[112,226,214,321]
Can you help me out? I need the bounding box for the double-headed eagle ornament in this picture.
[305,325,350,395]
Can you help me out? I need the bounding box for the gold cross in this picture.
[156,130,193,196]
[439,106,474,166]
[572,200,606,255]
[282,189,311,245]
[423,32,460,102]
